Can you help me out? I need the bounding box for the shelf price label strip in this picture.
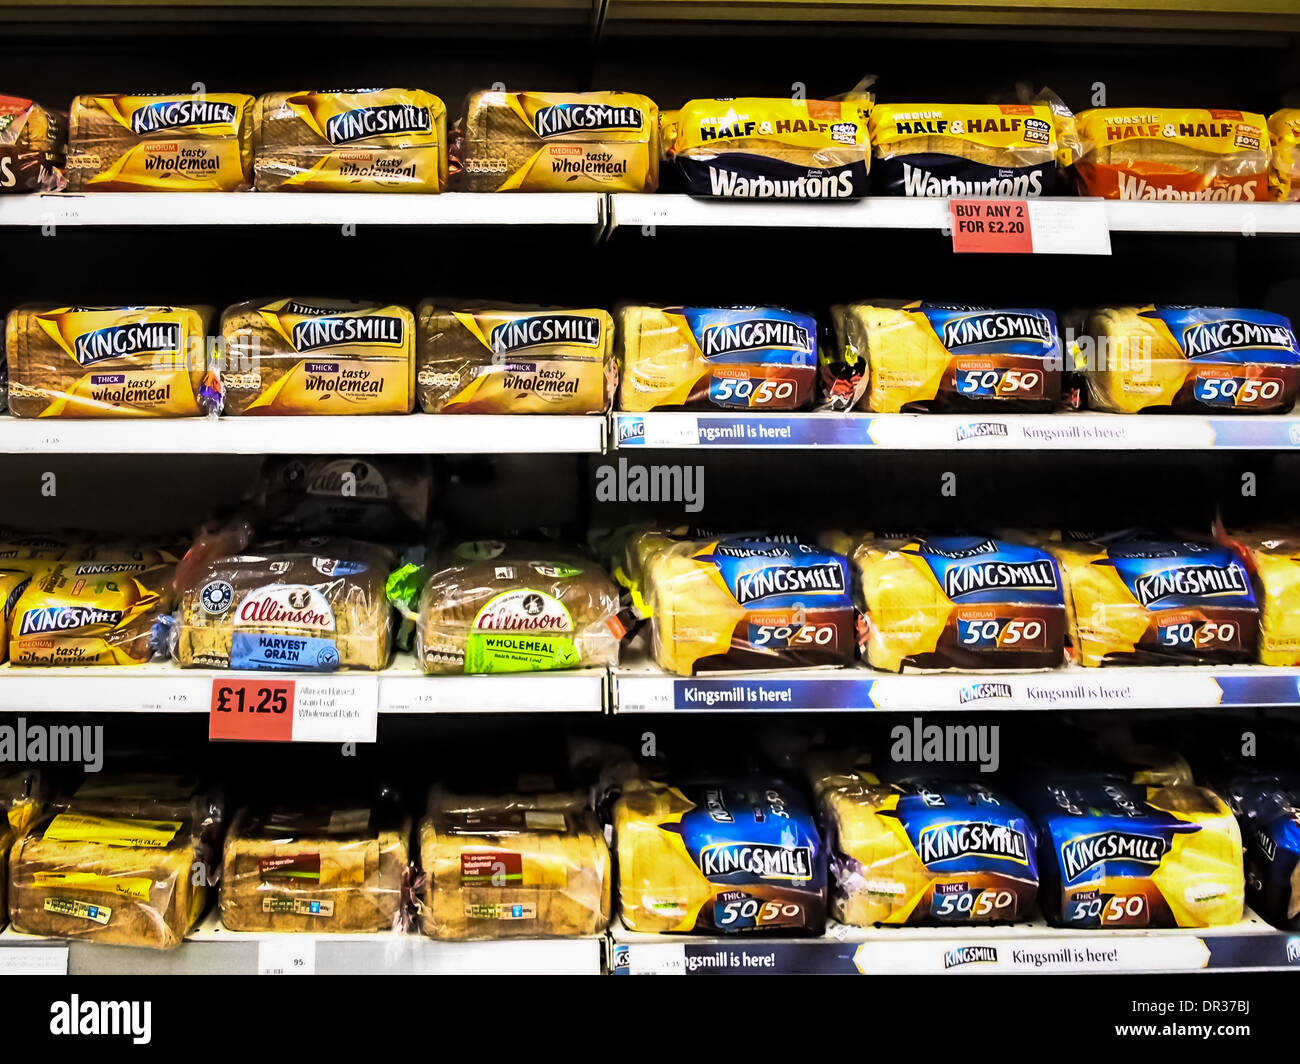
[209,676,378,742]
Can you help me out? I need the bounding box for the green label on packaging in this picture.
[464,589,578,673]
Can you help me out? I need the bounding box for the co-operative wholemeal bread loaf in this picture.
[417,541,620,674]
[219,298,415,416]
[221,806,409,933]
[5,305,210,418]
[68,93,253,191]
[459,90,658,192]
[9,812,205,948]
[253,89,447,192]
[178,541,393,671]
[0,96,66,192]
[418,801,610,939]
[416,303,613,414]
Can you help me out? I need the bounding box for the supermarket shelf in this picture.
[0,192,605,229]
[612,655,1300,712]
[0,657,607,715]
[609,913,1300,975]
[612,410,1300,450]
[0,415,606,455]
[0,918,603,976]
[608,194,1300,236]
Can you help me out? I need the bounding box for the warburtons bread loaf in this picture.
[458,90,658,192]
[1073,306,1300,414]
[9,811,206,948]
[0,96,66,192]
[618,305,818,412]
[219,298,415,416]
[417,541,620,674]
[178,540,393,671]
[665,94,870,199]
[68,93,253,191]
[221,805,409,933]
[869,102,1075,197]
[418,798,610,939]
[416,303,614,414]
[1269,109,1300,201]
[254,89,446,192]
[1073,107,1269,201]
[5,305,211,418]
[9,559,175,666]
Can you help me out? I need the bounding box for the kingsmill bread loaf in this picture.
[253,89,447,192]
[5,305,211,418]
[68,93,253,191]
[1269,109,1300,201]
[219,298,415,416]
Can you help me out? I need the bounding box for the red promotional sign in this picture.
[209,678,295,742]
[949,199,1033,253]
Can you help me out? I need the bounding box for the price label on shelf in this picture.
[209,676,378,744]
[949,198,1112,255]
[258,937,316,976]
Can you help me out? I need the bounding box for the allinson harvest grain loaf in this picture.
[417,540,620,674]
[418,797,610,939]
[219,298,415,415]
[5,305,211,418]
[221,805,409,932]
[68,93,253,191]
[9,811,206,948]
[178,540,393,671]
[1072,107,1269,200]
[253,89,447,192]
[416,303,614,414]
[458,90,658,192]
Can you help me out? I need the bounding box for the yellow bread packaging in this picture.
[869,101,1076,197]
[851,533,1067,672]
[68,93,253,191]
[6,305,211,418]
[1219,526,1300,666]
[221,805,409,932]
[219,298,415,415]
[9,811,206,948]
[1029,782,1244,928]
[1072,107,1269,201]
[825,302,1063,413]
[458,90,658,192]
[633,533,855,675]
[253,89,447,192]
[9,559,175,666]
[618,305,818,412]
[815,770,1038,925]
[416,304,614,414]
[1050,532,1259,667]
[1269,109,1300,201]
[613,778,826,934]
[665,94,870,198]
[1071,306,1300,414]
[418,797,610,939]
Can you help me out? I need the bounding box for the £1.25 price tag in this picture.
[209,679,295,742]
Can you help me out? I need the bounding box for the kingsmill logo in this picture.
[618,416,646,445]
[956,422,1009,442]
[944,945,998,969]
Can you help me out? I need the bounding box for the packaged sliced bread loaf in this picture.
[5,305,211,418]
[0,96,66,191]
[221,804,410,933]
[254,88,446,192]
[219,298,415,415]
[1269,108,1300,201]
[68,93,253,191]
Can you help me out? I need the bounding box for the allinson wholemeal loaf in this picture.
[68,93,253,191]
[253,89,447,192]
[458,90,658,192]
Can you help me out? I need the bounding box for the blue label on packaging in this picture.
[913,536,1064,606]
[917,305,1060,359]
[678,307,817,368]
[893,780,1037,880]
[1145,307,1300,364]
[692,537,851,610]
[1102,539,1256,610]
[230,632,341,671]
